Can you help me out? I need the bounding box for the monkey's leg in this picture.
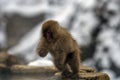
[61,64,72,78]
[54,52,67,71]
[54,52,71,77]
[55,63,71,78]
[68,52,80,78]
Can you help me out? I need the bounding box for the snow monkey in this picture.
[37,20,81,78]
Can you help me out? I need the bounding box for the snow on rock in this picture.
[28,53,53,66]
[28,59,53,66]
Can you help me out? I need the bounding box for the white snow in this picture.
[96,28,120,68]
[28,59,53,66]
[2,2,48,17]
[28,53,53,66]
[71,12,98,45]
[78,0,97,9]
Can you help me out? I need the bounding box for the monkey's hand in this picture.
[37,48,48,57]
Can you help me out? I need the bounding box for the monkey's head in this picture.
[42,20,60,42]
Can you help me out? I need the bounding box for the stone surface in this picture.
[0,63,7,68]
[11,65,96,74]
[0,51,110,80]
[11,65,57,74]
[10,65,110,80]
[0,51,9,63]
[0,51,21,66]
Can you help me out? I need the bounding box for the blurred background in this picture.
[0,0,120,80]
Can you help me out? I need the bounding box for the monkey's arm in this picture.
[36,37,49,57]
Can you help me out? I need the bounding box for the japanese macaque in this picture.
[37,20,81,78]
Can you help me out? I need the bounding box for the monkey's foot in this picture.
[68,73,81,79]
[61,71,72,78]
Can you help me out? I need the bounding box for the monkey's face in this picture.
[42,20,60,42]
[43,29,53,42]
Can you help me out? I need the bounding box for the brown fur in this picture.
[37,20,81,78]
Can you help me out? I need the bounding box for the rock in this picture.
[11,65,96,74]
[80,73,109,80]
[0,51,9,63]
[10,65,110,80]
[80,65,96,73]
[0,63,11,74]
[0,63,7,69]
[11,65,57,74]
[0,51,21,66]
[0,51,109,80]
[0,51,21,74]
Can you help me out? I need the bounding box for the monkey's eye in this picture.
[44,29,49,33]
[46,31,51,34]
[46,31,52,37]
